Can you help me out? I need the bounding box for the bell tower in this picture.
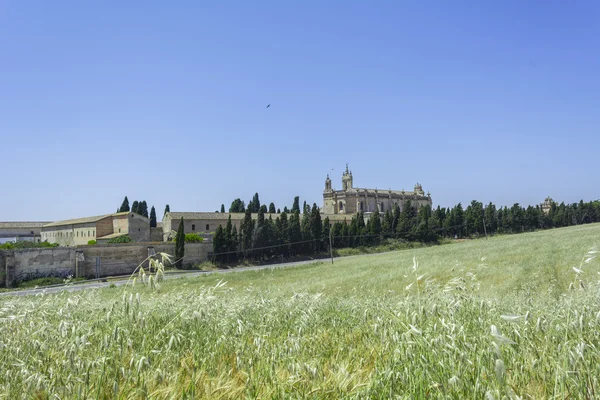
[342,164,353,191]
[324,174,332,191]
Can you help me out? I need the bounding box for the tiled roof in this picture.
[166,211,353,223]
[0,221,51,229]
[43,214,112,228]
[166,212,280,221]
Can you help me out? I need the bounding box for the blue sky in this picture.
[1,1,599,221]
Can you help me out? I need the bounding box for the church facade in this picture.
[323,165,432,215]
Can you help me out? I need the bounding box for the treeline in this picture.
[212,203,324,263]
[117,196,158,228]
[224,193,306,215]
[212,198,600,263]
[433,199,600,237]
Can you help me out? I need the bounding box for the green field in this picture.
[1,224,599,398]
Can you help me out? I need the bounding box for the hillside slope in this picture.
[1,224,599,398]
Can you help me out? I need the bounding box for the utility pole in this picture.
[483,216,488,239]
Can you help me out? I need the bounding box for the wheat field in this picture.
[1,224,599,399]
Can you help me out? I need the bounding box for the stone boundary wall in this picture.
[1,242,210,287]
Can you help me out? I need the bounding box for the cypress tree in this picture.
[322,216,331,252]
[269,203,276,214]
[241,208,254,258]
[220,204,225,213]
[292,197,300,214]
[229,199,245,213]
[131,201,139,214]
[368,209,382,245]
[357,212,366,246]
[279,211,290,258]
[254,207,267,259]
[392,203,401,233]
[119,196,130,212]
[311,204,322,253]
[264,215,276,258]
[260,204,268,214]
[142,201,149,218]
[231,225,239,261]
[175,217,185,268]
[484,203,497,234]
[283,206,289,213]
[249,193,261,213]
[213,225,226,263]
[288,212,302,256]
[164,204,170,216]
[277,208,281,213]
[416,205,434,242]
[150,206,157,228]
[398,200,417,241]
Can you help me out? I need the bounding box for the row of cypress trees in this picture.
[211,198,600,263]
[117,196,159,228]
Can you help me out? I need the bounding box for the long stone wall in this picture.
[1,242,210,287]
[0,248,75,287]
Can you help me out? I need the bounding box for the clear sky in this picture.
[1,1,599,222]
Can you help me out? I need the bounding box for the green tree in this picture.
[397,201,417,241]
[175,217,185,268]
[311,204,322,253]
[511,203,524,232]
[301,208,313,254]
[482,203,496,234]
[249,193,261,213]
[288,212,302,256]
[140,201,149,218]
[231,225,239,261]
[213,225,227,263]
[268,202,276,213]
[292,197,300,214]
[382,209,393,236]
[253,207,267,259]
[220,204,225,213]
[260,204,268,214]
[150,206,157,228]
[184,233,203,243]
[367,209,382,245]
[416,205,435,242]
[356,212,366,246]
[229,198,245,213]
[277,212,290,258]
[119,196,130,212]
[322,217,331,252]
[465,200,484,236]
[131,201,140,214]
[241,208,254,258]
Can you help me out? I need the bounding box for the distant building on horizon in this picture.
[322,165,432,215]
[541,196,554,214]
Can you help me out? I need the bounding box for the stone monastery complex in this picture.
[1,166,432,245]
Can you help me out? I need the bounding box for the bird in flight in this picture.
[266,104,270,108]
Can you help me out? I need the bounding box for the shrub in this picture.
[108,235,132,244]
[87,240,97,245]
[0,241,59,250]
[17,277,64,288]
[184,233,204,243]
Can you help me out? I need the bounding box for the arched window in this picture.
[339,202,344,211]
[380,203,384,212]
[360,201,364,211]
